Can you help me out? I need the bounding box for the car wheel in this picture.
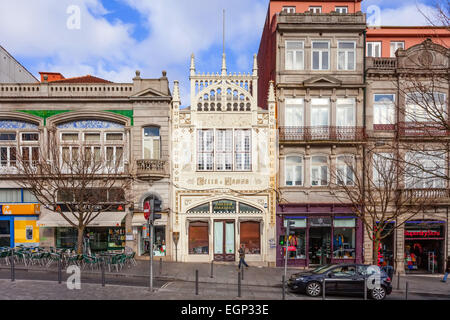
[370,287,386,300]
[305,282,322,297]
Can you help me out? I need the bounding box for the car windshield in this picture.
[312,265,334,274]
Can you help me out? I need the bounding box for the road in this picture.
[0,269,446,300]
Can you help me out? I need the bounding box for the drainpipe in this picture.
[362,29,367,264]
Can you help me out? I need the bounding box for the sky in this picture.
[0,0,442,106]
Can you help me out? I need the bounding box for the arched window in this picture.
[337,155,355,186]
[311,155,328,186]
[285,156,303,186]
[143,126,161,159]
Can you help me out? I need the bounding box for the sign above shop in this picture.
[405,230,441,238]
[309,217,332,227]
[1,204,40,216]
[212,200,236,213]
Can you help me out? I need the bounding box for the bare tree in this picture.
[330,149,434,265]
[13,133,133,254]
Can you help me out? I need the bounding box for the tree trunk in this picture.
[373,238,380,266]
[77,226,85,255]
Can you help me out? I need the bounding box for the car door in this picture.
[340,265,362,294]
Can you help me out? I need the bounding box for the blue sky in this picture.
[0,0,440,106]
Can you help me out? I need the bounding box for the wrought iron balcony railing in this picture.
[398,122,450,137]
[136,159,168,179]
[279,126,366,142]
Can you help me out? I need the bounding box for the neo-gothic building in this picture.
[170,54,278,265]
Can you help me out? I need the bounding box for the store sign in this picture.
[1,204,40,216]
[405,230,441,238]
[309,217,332,227]
[212,200,236,213]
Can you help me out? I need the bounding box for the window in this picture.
[21,146,39,165]
[61,133,79,141]
[189,221,209,254]
[282,6,296,13]
[335,6,348,13]
[143,127,160,159]
[309,6,322,13]
[0,189,21,202]
[84,133,101,141]
[285,156,303,186]
[337,42,356,70]
[235,130,251,171]
[0,147,17,167]
[197,130,214,171]
[240,222,261,254]
[216,130,233,171]
[285,41,304,70]
[337,155,355,186]
[405,152,446,188]
[374,94,395,125]
[390,41,404,57]
[336,98,356,126]
[106,146,124,168]
[285,99,304,126]
[312,41,330,70]
[105,133,123,141]
[406,92,447,122]
[311,98,330,126]
[0,133,16,141]
[367,42,381,57]
[372,153,394,187]
[61,146,79,166]
[282,218,306,259]
[311,156,328,186]
[21,133,39,142]
[333,218,356,259]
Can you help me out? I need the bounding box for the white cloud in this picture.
[364,1,438,26]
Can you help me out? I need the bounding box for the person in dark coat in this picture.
[441,257,450,283]
[238,244,249,270]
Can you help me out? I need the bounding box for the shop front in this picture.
[276,205,363,267]
[38,209,127,252]
[0,204,40,248]
[181,199,266,264]
[132,212,167,258]
[404,220,446,273]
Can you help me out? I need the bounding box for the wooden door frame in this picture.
[213,219,235,262]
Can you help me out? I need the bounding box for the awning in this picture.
[37,211,127,227]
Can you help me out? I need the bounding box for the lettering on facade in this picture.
[404,230,441,238]
[196,177,251,186]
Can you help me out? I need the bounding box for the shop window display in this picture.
[189,221,209,254]
[282,218,306,259]
[375,223,395,267]
[153,226,166,256]
[333,218,356,259]
[240,221,261,254]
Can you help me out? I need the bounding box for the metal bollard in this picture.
[58,259,62,284]
[101,261,106,287]
[210,260,214,278]
[322,279,326,300]
[10,248,15,282]
[159,258,162,276]
[405,281,409,300]
[241,264,244,280]
[397,273,400,290]
[364,277,367,300]
[195,269,199,295]
[238,272,242,298]
[282,275,285,300]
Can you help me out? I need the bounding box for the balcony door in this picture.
[214,220,235,261]
[143,127,161,160]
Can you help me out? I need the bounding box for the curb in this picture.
[392,290,450,299]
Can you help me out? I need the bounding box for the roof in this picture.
[0,45,39,83]
[48,75,113,84]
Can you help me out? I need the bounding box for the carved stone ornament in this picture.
[418,51,433,67]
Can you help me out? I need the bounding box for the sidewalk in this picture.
[1,260,449,297]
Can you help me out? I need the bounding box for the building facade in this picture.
[170,54,278,265]
[0,69,172,258]
[0,46,38,83]
[258,1,367,268]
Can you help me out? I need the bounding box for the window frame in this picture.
[335,6,348,13]
[336,98,356,127]
[142,126,161,160]
[373,94,396,126]
[310,155,329,187]
[390,41,405,57]
[366,41,382,57]
[309,6,322,13]
[336,155,355,186]
[285,41,304,70]
[310,98,330,127]
[337,41,356,71]
[282,6,296,14]
[285,98,304,127]
[285,155,304,187]
[311,41,330,71]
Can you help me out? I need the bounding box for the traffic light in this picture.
[149,198,162,222]
[286,220,295,236]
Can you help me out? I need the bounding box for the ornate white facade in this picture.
[171,54,278,266]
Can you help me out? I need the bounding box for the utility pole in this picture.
[149,198,155,292]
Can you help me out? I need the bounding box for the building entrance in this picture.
[214,220,235,262]
[309,227,331,266]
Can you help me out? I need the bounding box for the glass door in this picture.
[0,219,11,247]
[214,220,235,261]
[308,227,331,266]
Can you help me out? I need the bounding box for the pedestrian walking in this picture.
[441,257,450,283]
[238,244,249,270]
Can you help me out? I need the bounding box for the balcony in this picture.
[366,57,397,70]
[401,188,450,202]
[279,126,366,143]
[398,122,450,137]
[135,159,169,180]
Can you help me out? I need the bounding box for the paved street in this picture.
[0,260,448,300]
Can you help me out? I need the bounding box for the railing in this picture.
[402,188,450,200]
[398,122,450,137]
[136,159,168,178]
[279,126,365,142]
[366,58,397,69]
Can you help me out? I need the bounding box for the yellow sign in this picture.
[15,219,40,244]
[2,204,40,215]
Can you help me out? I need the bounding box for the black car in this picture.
[287,264,393,300]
